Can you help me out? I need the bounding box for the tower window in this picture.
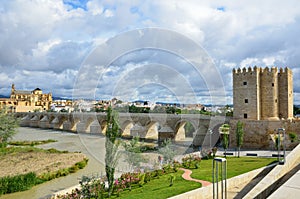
[275,99,277,103]
[243,81,247,85]
[244,114,248,119]
[245,99,248,103]
[272,83,274,87]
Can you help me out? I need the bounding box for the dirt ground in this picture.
[0,151,86,178]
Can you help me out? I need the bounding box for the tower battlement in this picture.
[232,66,260,74]
[233,66,293,120]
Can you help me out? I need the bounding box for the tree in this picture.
[158,139,176,164]
[235,121,244,158]
[122,136,145,171]
[219,124,230,157]
[105,106,121,197]
[222,133,229,157]
[0,109,19,147]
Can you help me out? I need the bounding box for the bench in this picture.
[246,153,258,156]
[272,154,284,157]
[223,152,234,156]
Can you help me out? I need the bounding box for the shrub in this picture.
[75,158,88,169]
[169,174,176,186]
[288,132,298,143]
[0,172,43,195]
[80,176,106,199]
[182,154,201,169]
[138,173,145,187]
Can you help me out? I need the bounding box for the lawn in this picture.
[109,157,276,198]
[111,171,200,199]
[191,156,277,182]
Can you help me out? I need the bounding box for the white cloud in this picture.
[0,0,300,104]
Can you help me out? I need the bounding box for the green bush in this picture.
[169,174,176,186]
[75,158,88,169]
[0,172,44,195]
[288,132,298,142]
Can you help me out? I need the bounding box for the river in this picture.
[1,127,110,199]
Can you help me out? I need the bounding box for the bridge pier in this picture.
[40,115,50,128]
[90,120,102,134]
[193,130,207,147]
[76,122,88,133]
[62,120,75,131]
[158,126,174,145]
[130,124,144,137]
[20,115,31,126]
[30,115,40,127]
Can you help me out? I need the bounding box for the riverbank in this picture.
[0,148,86,178]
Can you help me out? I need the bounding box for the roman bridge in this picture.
[15,112,229,146]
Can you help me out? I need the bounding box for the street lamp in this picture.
[209,129,213,148]
[277,128,286,165]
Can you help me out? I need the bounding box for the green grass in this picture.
[111,157,276,198]
[0,172,44,195]
[8,139,57,146]
[0,146,68,156]
[111,171,200,199]
[191,157,277,182]
[0,146,43,155]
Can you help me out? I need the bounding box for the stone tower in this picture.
[232,66,293,120]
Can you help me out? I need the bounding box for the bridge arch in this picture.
[145,121,159,139]
[121,120,134,137]
[174,119,198,141]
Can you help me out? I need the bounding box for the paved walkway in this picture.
[267,166,300,199]
[179,168,211,187]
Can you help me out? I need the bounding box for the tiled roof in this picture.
[13,90,32,95]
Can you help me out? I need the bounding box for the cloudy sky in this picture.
[0,0,299,105]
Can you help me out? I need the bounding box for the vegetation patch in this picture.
[0,172,43,195]
[8,139,57,146]
[0,145,88,195]
[56,156,276,199]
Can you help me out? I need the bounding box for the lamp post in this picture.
[277,128,286,165]
[209,129,213,148]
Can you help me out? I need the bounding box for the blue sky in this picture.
[0,0,300,104]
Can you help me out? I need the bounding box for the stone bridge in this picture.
[15,112,228,146]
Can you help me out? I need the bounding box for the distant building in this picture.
[232,67,293,120]
[51,100,73,112]
[0,84,52,112]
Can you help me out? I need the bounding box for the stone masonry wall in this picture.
[232,67,293,121]
[229,119,300,150]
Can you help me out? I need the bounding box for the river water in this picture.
[1,127,110,199]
